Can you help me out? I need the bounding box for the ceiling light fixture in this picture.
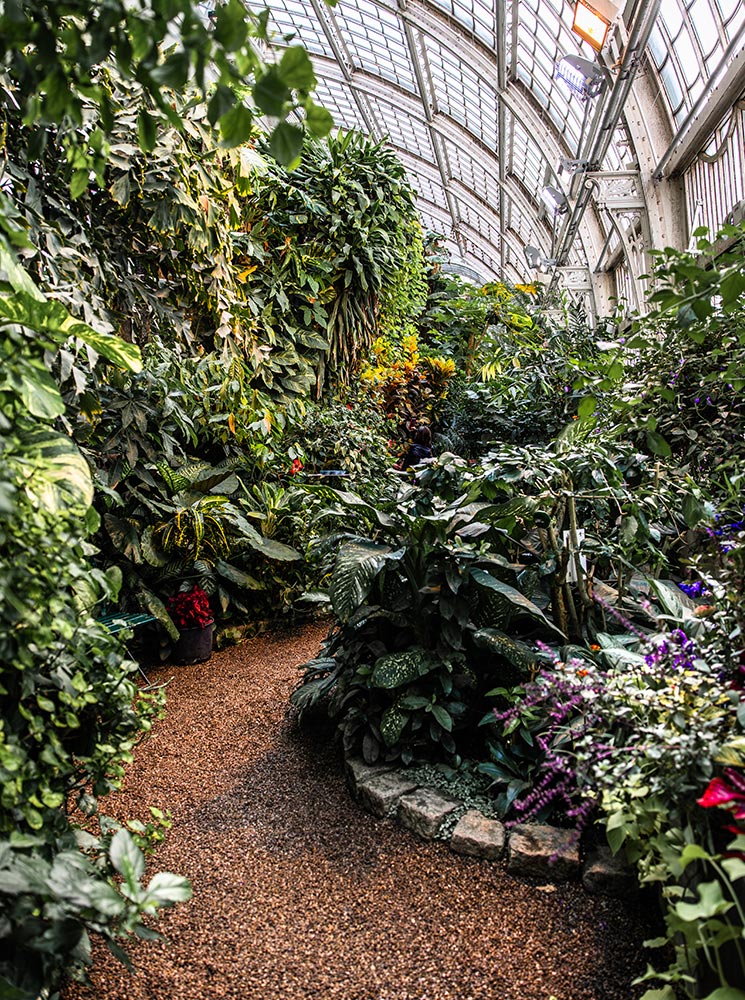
[572,0,612,52]
[540,185,569,215]
[555,54,605,99]
[524,246,557,272]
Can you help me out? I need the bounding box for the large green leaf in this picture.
[330,538,392,622]
[470,568,564,638]
[18,427,93,513]
[370,648,438,689]
[109,829,144,882]
[647,578,696,622]
[380,702,408,746]
[15,360,65,419]
[0,290,142,371]
[246,534,301,562]
[215,560,264,589]
[136,586,179,641]
[473,629,536,676]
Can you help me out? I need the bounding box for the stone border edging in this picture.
[345,756,637,898]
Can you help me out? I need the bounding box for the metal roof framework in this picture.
[257,0,745,315]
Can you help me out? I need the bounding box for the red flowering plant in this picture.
[698,767,745,835]
[165,586,214,631]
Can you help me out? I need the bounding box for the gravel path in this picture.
[64,621,652,1000]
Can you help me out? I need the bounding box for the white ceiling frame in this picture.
[272,0,652,307]
[397,148,530,269]
[307,51,580,268]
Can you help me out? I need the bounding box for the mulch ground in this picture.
[63,620,654,1000]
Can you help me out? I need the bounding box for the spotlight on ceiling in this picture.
[572,0,613,52]
[540,185,569,215]
[555,54,605,99]
[524,246,557,272]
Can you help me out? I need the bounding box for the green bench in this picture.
[97,611,164,687]
[97,611,157,634]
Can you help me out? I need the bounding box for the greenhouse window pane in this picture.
[367,98,436,161]
[659,0,685,39]
[689,0,721,56]
[676,33,701,86]
[647,25,668,67]
[659,61,685,117]
[267,0,333,56]
[334,0,418,91]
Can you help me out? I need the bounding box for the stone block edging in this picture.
[345,755,635,896]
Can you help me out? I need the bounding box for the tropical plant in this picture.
[98,457,303,626]
[0,242,190,996]
[283,395,393,485]
[417,427,710,640]
[360,333,456,433]
[292,481,563,764]
[239,131,426,394]
[570,221,745,505]
[481,575,745,999]
[0,0,332,184]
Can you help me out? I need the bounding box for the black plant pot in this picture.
[173,623,214,665]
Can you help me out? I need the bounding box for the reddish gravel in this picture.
[63,621,653,1000]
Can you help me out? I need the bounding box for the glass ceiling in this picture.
[258,0,745,291]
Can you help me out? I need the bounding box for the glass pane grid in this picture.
[334,0,418,91]
[418,207,455,238]
[648,0,742,123]
[445,140,502,209]
[424,37,499,148]
[408,172,448,207]
[266,0,333,56]
[510,118,546,199]
[455,198,502,249]
[422,0,495,47]
[506,203,535,245]
[312,78,367,130]
[459,235,499,274]
[366,98,436,161]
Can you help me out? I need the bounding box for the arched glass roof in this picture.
[256,0,745,310]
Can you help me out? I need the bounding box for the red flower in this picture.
[166,586,214,630]
[289,458,304,476]
[698,768,745,820]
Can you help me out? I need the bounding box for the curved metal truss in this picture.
[257,0,745,315]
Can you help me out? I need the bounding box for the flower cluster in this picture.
[165,586,213,630]
[698,767,745,835]
[711,511,745,553]
[678,579,709,598]
[644,628,697,671]
[289,458,304,476]
[490,623,736,841]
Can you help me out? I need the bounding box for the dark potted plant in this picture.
[165,586,214,664]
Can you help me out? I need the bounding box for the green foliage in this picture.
[283,395,393,485]
[0,827,190,999]
[0,0,331,181]
[240,131,425,393]
[417,430,709,640]
[292,478,565,764]
[0,312,188,994]
[360,333,456,432]
[571,223,745,503]
[97,455,308,626]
